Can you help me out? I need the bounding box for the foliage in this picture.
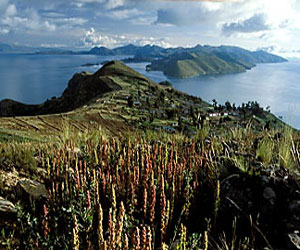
[0,143,37,173]
[1,122,300,249]
[256,136,273,165]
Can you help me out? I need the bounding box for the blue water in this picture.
[0,54,125,104]
[0,54,300,129]
[130,61,300,129]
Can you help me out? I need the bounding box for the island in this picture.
[146,45,287,78]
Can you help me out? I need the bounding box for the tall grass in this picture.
[256,136,273,165]
[1,124,299,249]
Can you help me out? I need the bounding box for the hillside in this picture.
[0,61,140,117]
[148,52,249,78]
[0,61,285,140]
[147,46,287,78]
[0,62,299,250]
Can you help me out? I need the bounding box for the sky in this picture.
[1,0,300,56]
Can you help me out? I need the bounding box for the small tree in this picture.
[225,101,232,111]
[232,103,236,111]
[212,99,217,109]
[128,95,134,108]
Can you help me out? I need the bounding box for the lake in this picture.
[0,54,300,129]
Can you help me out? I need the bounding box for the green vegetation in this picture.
[256,136,274,165]
[147,46,287,78]
[0,61,299,249]
[149,52,248,78]
[0,124,299,249]
[0,144,37,173]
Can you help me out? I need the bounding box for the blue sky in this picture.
[1,0,300,56]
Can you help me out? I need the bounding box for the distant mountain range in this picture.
[0,43,76,54]
[0,42,287,78]
[0,43,37,53]
[82,44,287,78]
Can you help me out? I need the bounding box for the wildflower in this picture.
[116,202,125,247]
[132,227,141,250]
[73,215,80,250]
[97,204,104,249]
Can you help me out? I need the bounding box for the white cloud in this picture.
[201,2,223,11]
[137,36,173,47]
[109,8,141,20]
[155,3,217,26]
[222,13,270,36]
[22,9,57,31]
[44,21,56,31]
[0,0,9,10]
[105,0,124,9]
[0,28,9,34]
[53,17,88,27]
[0,6,56,33]
[130,16,157,25]
[42,12,66,18]
[80,27,118,47]
[73,0,124,9]
[5,4,17,17]
[40,43,68,48]
[79,27,174,48]
[152,0,300,50]
[1,0,300,52]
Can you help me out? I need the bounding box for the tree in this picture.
[225,101,232,111]
[232,103,236,111]
[127,95,134,108]
[159,91,165,103]
[166,108,176,119]
[212,99,217,109]
[149,115,154,123]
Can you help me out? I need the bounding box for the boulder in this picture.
[263,187,276,205]
[288,232,300,249]
[16,178,48,201]
[0,196,16,215]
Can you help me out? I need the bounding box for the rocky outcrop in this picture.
[219,167,300,249]
[0,196,16,215]
[59,69,122,111]
[0,99,38,117]
[16,178,48,203]
[0,169,48,211]
[0,196,17,232]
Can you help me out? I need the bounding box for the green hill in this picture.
[0,61,299,250]
[149,52,249,78]
[147,46,287,78]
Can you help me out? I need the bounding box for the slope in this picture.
[0,61,286,142]
[147,46,287,78]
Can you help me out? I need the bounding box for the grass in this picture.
[278,126,295,169]
[0,121,299,249]
[256,136,274,165]
[0,143,38,174]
